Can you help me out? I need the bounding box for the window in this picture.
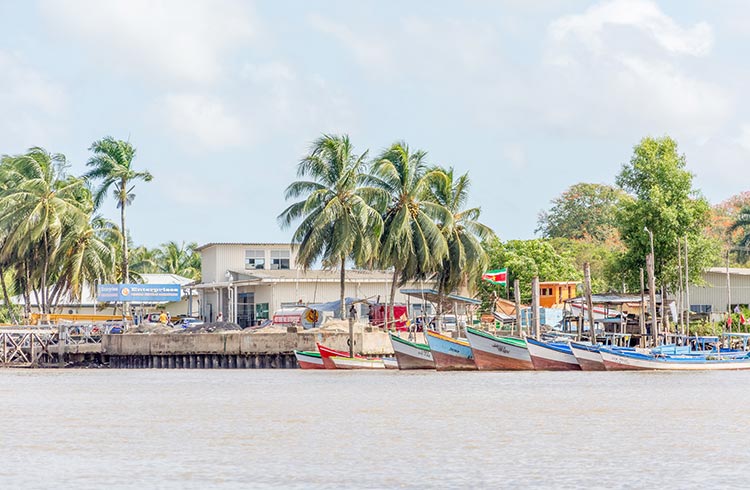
[541,287,552,296]
[270,249,290,269]
[255,303,269,320]
[690,304,711,314]
[245,250,265,270]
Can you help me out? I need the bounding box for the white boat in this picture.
[330,356,386,370]
[600,349,750,371]
[525,337,581,370]
[569,342,606,371]
[382,357,399,370]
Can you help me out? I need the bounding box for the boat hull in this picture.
[331,356,386,370]
[569,343,606,371]
[390,334,434,370]
[383,358,399,369]
[294,351,325,369]
[601,350,750,371]
[425,330,476,371]
[526,338,581,371]
[464,327,533,370]
[316,343,355,370]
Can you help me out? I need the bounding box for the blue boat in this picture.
[425,330,476,371]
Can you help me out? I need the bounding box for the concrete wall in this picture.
[103,330,395,356]
[201,244,297,283]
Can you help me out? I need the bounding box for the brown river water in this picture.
[1,369,749,489]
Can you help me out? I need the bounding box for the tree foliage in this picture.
[614,136,719,290]
[537,183,629,241]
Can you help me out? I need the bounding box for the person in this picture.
[158,311,167,325]
[348,304,357,320]
[166,311,172,325]
[217,312,224,322]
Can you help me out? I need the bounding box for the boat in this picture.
[464,326,533,370]
[382,357,399,369]
[389,333,434,370]
[569,342,606,371]
[316,343,358,369]
[425,330,476,371]
[525,337,581,370]
[294,350,325,369]
[600,348,750,371]
[330,356,386,370]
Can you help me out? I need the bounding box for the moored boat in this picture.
[383,357,399,369]
[294,350,325,369]
[330,356,386,370]
[316,343,357,369]
[464,326,533,370]
[569,342,606,371]
[600,348,750,371]
[389,333,434,370]
[425,330,476,371]
[525,337,581,370]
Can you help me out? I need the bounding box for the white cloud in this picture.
[158,93,246,149]
[0,50,67,149]
[503,144,527,170]
[550,0,713,57]
[308,13,394,73]
[41,0,259,85]
[737,124,750,154]
[541,0,729,140]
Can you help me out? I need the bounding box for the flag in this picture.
[482,268,508,285]
[741,313,746,326]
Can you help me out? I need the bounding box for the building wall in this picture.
[201,244,297,283]
[689,271,750,313]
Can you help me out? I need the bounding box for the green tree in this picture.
[479,238,581,307]
[728,205,750,263]
[615,136,719,291]
[537,183,629,241]
[154,241,201,281]
[428,167,493,318]
[369,142,450,321]
[0,148,89,313]
[279,134,382,319]
[549,238,622,293]
[85,137,153,284]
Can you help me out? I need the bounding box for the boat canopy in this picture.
[399,288,481,306]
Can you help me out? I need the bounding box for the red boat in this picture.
[316,343,360,369]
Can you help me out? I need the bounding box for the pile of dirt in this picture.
[126,323,175,334]
[180,321,242,333]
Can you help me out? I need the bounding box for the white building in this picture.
[686,267,750,315]
[192,242,432,326]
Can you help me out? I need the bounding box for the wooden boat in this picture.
[525,337,581,370]
[464,326,533,370]
[600,348,750,371]
[569,342,606,371]
[294,350,325,369]
[425,330,476,371]
[382,357,399,370]
[316,343,358,369]
[389,333,434,370]
[330,356,386,370]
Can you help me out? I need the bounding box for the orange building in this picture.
[539,281,580,308]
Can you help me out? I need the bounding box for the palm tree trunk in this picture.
[339,256,346,320]
[23,262,31,321]
[0,265,18,324]
[121,180,129,283]
[41,232,49,315]
[389,268,398,329]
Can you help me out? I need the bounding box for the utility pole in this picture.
[684,236,690,334]
[726,248,732,336]
[647,253,658,347]
[583,262,595,344]
[513,279,521,337]
[531,276,540,340]
[639,267,646,348]
[677,238,684,336]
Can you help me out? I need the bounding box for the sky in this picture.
[1,0,749,248]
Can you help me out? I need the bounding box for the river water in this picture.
[1,369,748,489]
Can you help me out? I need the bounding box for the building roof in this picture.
[539,281,580,285]
[399,289,481,306]
[228,268,398,282]
[196,242,293,251]
[706,267,750,276]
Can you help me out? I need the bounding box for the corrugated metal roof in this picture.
[225,268,397,282]
[706,267,750,276]
[196,242,293,251]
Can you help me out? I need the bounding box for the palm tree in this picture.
[428,167,494,321]
[369,142,451,325]
[279,134,382,319]
[0,148,89,314]
[85,137,153,284]
[53,215,119,306]
[155,241,201,280]
[729,205,750,263]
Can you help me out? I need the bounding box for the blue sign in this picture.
[97,284,182,302]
